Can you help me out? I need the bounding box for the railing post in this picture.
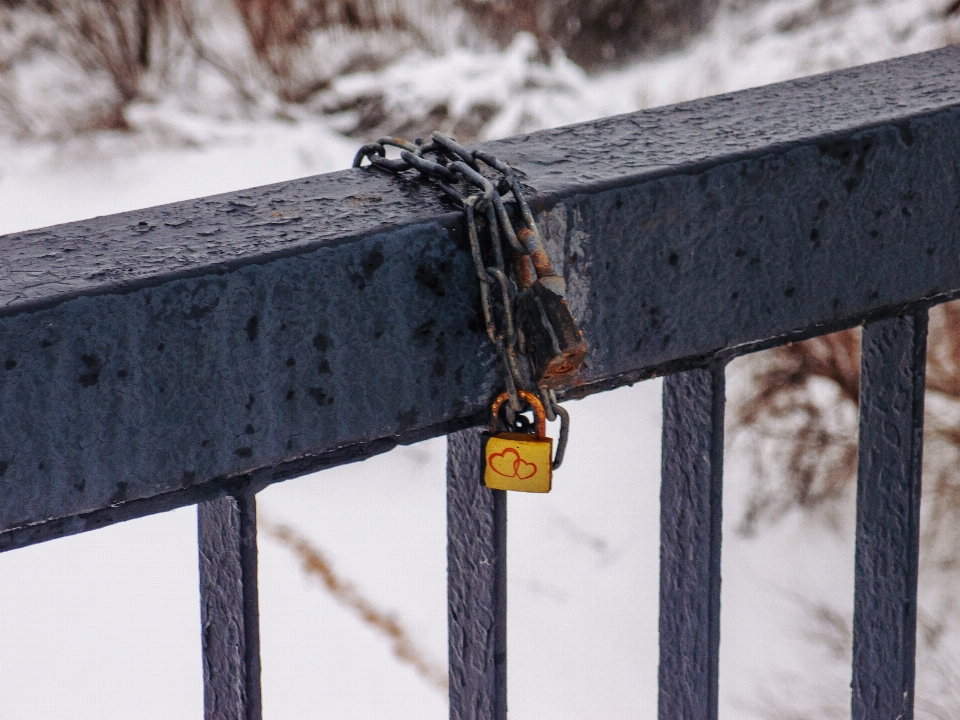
[659,365,725,720]
[447,427,507,720]
[852,312,927,720]
[198,490,263,720]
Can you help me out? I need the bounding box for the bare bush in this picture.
[457,0,722,69]
[231,0,430,101]
[0,0,193,134]
[748,597,960,720]
[30,0,183,127]
[733,300,960,573]
[0,0,279,137]
[734,329,860,533]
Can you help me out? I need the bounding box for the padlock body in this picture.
[515,280,588,389]
[484,432,553,493]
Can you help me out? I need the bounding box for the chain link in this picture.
[354,131,572,466]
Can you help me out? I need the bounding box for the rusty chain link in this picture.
[354,132,583,468]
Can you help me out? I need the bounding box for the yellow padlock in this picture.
[484,390,553,493]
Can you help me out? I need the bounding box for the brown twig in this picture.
[260,518,448,693]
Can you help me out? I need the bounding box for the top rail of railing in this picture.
[1,45,958,549]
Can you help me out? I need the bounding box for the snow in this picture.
[256,382,662,720]
[0,0,958,717]
[321,0,960,140]
[0,111,357,237]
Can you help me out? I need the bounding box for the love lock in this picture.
[512,229,587,390]
[354,132,581,486]
[483,390,554,493]
[515,276,587,389]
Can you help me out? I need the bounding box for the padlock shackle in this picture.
[490,390,547,438]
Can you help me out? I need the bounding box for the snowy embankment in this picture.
[0,0,958,718]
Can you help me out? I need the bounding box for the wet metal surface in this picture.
[1,47,960,545]
[659,367,725,720]
[852,312,927,720]
[198,490,262,720]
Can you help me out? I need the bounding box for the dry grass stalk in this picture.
[261,518,448,693]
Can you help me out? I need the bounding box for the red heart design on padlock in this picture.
[489,448,521,477]
[515,459,537,480]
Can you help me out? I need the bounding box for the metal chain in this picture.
[354,132,570,467]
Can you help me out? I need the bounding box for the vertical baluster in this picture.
[198,490,263,720]
[852,312,927,720]
[659,365,725,720]
[447,427,507,720]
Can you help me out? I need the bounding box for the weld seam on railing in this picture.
[659,365,725,720]
[851,311,927,720]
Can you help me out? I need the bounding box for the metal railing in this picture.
[1,44,958,720]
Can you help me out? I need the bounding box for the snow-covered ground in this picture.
[0,0,958,718]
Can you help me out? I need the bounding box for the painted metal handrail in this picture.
[1,45,958,720]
